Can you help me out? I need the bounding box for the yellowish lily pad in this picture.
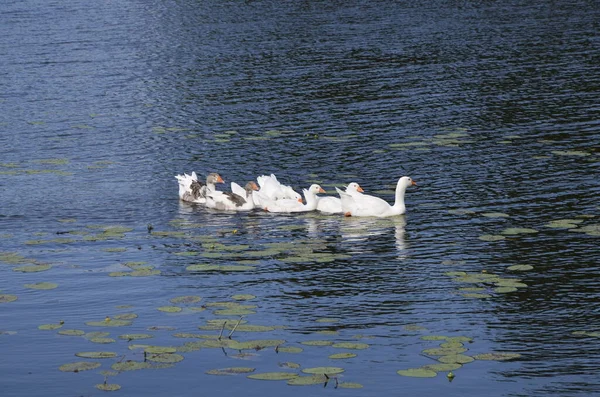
[397,368,437,377]
[247,372,299,381]
[59,361,101,372]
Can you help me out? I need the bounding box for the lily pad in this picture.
[501,228,538,235]
[461,293,492,299]
[315,318,340,323]
[0,294,18,303]
[338,382,364,389]
[544,219,584,229]
[170,295,202,304]
[403,324,428,331]
[58,329,85,336]
[113,313,138,320]
[331,342,369,350]
[231,294,256,301]
[438,354,474,364]
[247,372,299,381]
[75,352,117,359]
[213,308,256,316]
[397,368,437,378]
[495,286,518,293]
[96,384,121,391]
[507,264,534,271]
[89,337,116,344]
[59,361,101,372]
[206,367,256,375]
[157,306,182,313]
[119,334,153,340]
[38,323,63,330]
[423,363,462,372]
[301,340,333,346]
[329,353,357,359]
[473,352,521,361]
[144,346,177,354]
[277,346,303,353]
[111,361,154,371]
[145,353,184,363]
[481,212,510,218]
[420,335,448,341]
[14,264,52,273]
[423,347,467,356]
[86,319,132,327]
[287,375,327,386]
[24,282,58,290]
[229,339,286,350]
[478,234,506,241]
[279,362,301,369]
[302,366,344,375]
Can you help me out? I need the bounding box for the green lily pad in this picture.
[206,367,256,375]
[89,337,116,344]
[86,319,132,327]
[247,372,299,381]
[551,150,590,156]
[494,279,528,288]
[301,340,333,346]
[130,269,161,277]
[473,352,521,361]
[446,336,473,343]
[146,353,184,363]
[119,334,153,340]
[59,361,101,372]
[228,324,278,332]
[95,384,121,391]
[423,363,462,372]
[279,362,301,369]
[0,294,18,303]
[75,352,117,359]
[501,228,538,235]
[185,264,222,272]
[157,306,182,313]
[316,330,339,335]
[495,286,518,293]
[111,361,154,371]
[144,346,177,354]
[84,332,110,339]
[331,342,369,350]
[213,308,256,316]
[461,293,492,299]
[170,295,202,304]
[113,313,138,320]
[423,347,467,356]
[507,264,534,271]
[438,354,474,364]
[338,382,364,389]
[0,252,29,264]
[459,287,485,292]
[38,323,63,330]
[478,234,506,241]
[58,329,85,336]
[420,335,448,341]
[329,352,357,359]
[14,264,52,273]
[24,282,58,290]
[229,339,286,350]
[481,212,510,218]
[287,375,327,386]
[277,346,303,353]
[231,294,256,301]
[544,219,584,229]
[302,367,344,375]
[102,247,127,253]
[397,368,437,377]
[403,324,428,331]
[315,318,340,323]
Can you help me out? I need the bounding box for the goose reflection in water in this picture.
[339,216,408,258]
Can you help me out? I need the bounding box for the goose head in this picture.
[207,173,225,184]
[346,182,364,193]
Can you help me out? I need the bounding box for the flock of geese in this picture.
[175,172,416,217]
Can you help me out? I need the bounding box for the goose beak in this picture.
[357,186,364,193]
[411,180,417,186]
[251,182,259,191]
[217,175,225,183]
[319,187,326,193]
[297,198,303,203]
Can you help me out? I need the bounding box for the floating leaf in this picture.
[501,228,538,235]
[170,296,201,304]
[338,382,364,389]
[544,219,584,229]
[59,361,101,372]
[329,352,357,359]
[213,308,256,316]
[438,354,474,364]
[119,334,153,340]
[507,265,534,271]
[86,319,132,327]
[397,368,437,377]
[277,346,303,353]
[495,286,518,293]
[301,340,333,347]
[24,282,58,290]
[14,264,52,273]
[302,366,344,375]
[75,352,117,359]
[287,375,327,386]
[247,372,299,381]
[38,323,63,330]
[58,329,85,336]
[481,212,510,218]
[551,150,590,157]
[111,361,154,371]
[279,362,301,369]
[229,339,285,350]
[316,330,339,336]
[144,346,177,354]
[206,367,256,375]
[473,352,521,361]
[231,294,256,301]
[113,313,137,320]
[95,384,121,391]
[461,293,492,299]
[403,324,428,332]
[420,335,448,341]
[0,294,18,303]
[446,336,472,343]
[315,318,340,323]
[332,342,369,350]
[146,353,184,363]
[157,306,182,313]
[423,347,467,356]
[423,363,462,372]
[102,248,127,253]
[89,337,116,344]
[478,234,506,241]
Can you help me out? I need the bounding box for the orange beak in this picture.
[357,186,364,193]
[251,182,259,191]
[297,198,303,203]
[411,180,417,186]
[319,187,326,193]
[217,175,225,183]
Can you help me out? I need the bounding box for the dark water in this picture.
[1,0,599,396]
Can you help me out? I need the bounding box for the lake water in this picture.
[1,0,599,396]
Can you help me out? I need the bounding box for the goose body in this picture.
[205,182,259,211]
[254,174,302,206]
[263,184,325,213]
[316,182,364,214]
[337,176,416,217]
[175,172,225,204]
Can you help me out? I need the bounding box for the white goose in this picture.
[175,172,225,204]
[316,182,364,214]
[254,174,302,206]
[205,181,259,211]
[263,184,325,213]
[336,176,416,217]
